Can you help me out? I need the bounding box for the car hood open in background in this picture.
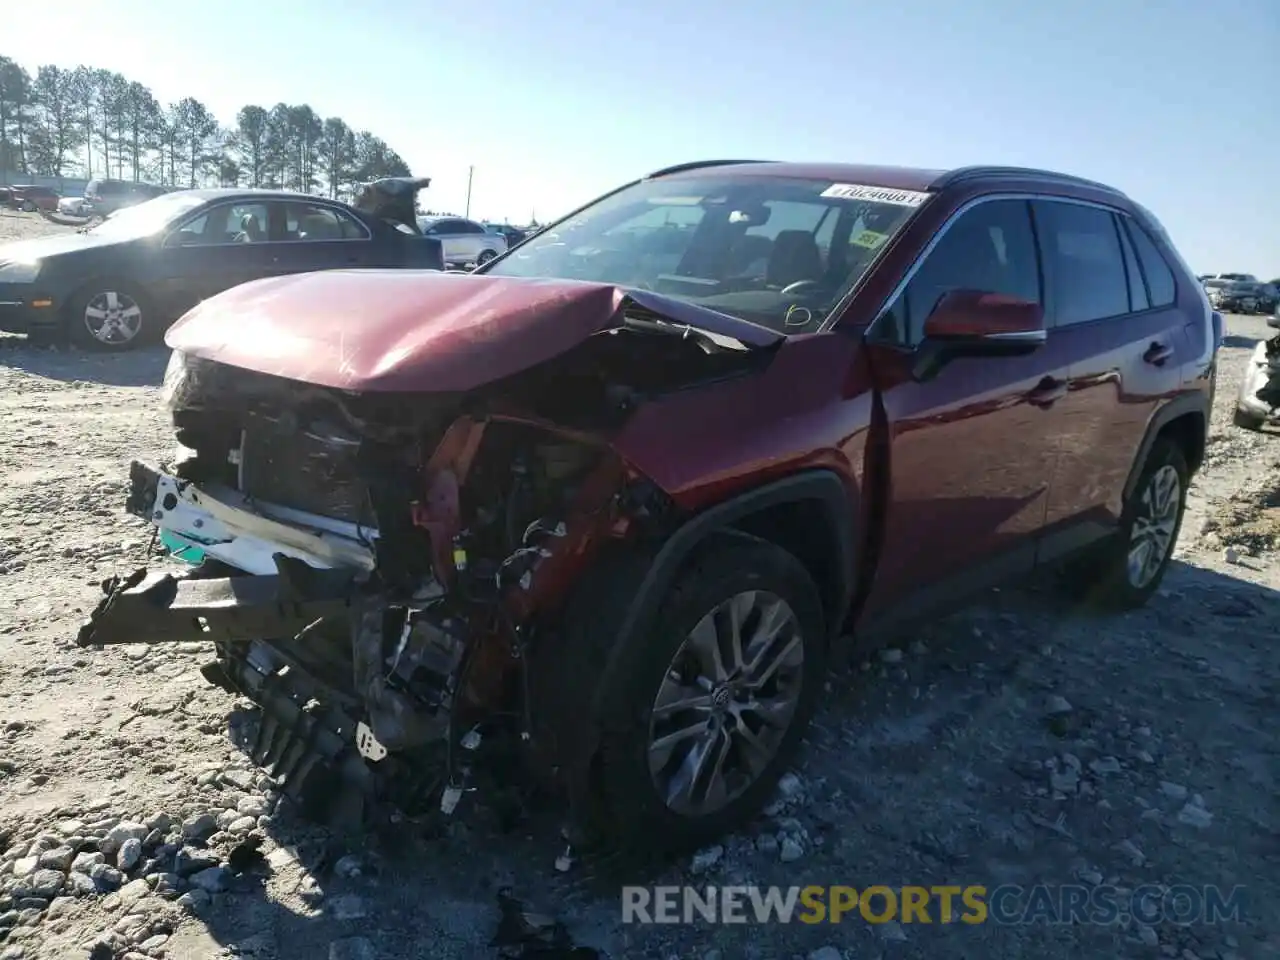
[164,270,784,393]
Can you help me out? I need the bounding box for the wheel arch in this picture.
[593,470,858,709]
[1123,392,1210,502]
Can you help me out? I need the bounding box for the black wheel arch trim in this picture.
[589,468,857,721]
[1122,391,1210,502]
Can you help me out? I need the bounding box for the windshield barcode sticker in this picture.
[820,183,931,207]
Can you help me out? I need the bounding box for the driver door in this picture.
[856,197,1072,626]
[153,201,275,315]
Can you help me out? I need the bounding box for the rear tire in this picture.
[476,249,497,265]
[1064,437,1189,610]
[537,533,828,854]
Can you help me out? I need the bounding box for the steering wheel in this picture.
[230,231,248,243]
[780,278,822,297]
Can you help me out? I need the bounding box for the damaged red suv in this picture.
[79,160,1219,853]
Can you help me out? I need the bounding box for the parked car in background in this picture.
[1207,279,1268,313]
[58,196,92,217]
[79,160,1216,854]
[10,185,60,212]
[0,187,444,351]
[416,215,507,266]
[483,222,528,248]
[85,179,168,217]
[1255,282,1279,314]
[1205,272,1258,283]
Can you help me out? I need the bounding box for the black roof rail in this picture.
[933,165,1124,195]
[644,159,776,179]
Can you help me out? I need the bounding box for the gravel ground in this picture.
[0,208,1276,960]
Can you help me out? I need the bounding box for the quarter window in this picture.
[894,198,1040,344]
[1033,201,1130,326]
[1123,218,1177,307]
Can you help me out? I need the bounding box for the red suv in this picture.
[80,160,1219,853]
[9,184,59,212]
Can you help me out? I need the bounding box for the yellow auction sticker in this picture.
[851,229,889,250]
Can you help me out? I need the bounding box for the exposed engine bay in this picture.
[77,311,774,829]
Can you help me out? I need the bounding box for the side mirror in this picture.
[913,289,1045,381]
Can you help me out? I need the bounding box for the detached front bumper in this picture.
[77,461,448,821]
[125,460,378,575]
[1236,341,1280,420]
[79,460,376,649]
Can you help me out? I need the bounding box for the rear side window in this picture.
[1033,200,1129,326]
[1122,218,1177,307]
[898,198,1040,343]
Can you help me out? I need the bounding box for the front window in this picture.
[481,175,924,333]
[87,192,210,240]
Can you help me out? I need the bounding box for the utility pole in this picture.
[465,166,474,218]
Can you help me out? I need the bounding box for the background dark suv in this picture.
[85,179,167,216]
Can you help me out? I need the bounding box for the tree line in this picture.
[0,55,412,199]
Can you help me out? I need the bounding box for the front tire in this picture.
[1067,437,1189,610]
[559,534,828,853]
[67,281,153,351]
[21,200,35,213]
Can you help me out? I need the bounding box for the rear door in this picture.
[267,199,376,274]
[1034,199,1189,552]
[858,197,1071,621]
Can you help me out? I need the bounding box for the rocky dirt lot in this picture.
[0,208,1276,960]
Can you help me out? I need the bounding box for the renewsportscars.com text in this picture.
[621,884,1246,926]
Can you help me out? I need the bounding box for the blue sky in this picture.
[11,0,1280,275]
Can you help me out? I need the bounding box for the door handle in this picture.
[1027,376,1068,408]
[1143,341,1174,366]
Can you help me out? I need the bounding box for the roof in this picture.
[172,187,346,202]
[650,160,1124,197]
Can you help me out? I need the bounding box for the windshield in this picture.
[87,192,209,240]
[481,174,925,333]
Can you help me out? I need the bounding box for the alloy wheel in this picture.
[83,291,143,345]
[647,590,805,817]
[1127,464,1181,589]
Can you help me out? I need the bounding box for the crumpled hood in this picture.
[0,232,120,264]
[165,269,782,392]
